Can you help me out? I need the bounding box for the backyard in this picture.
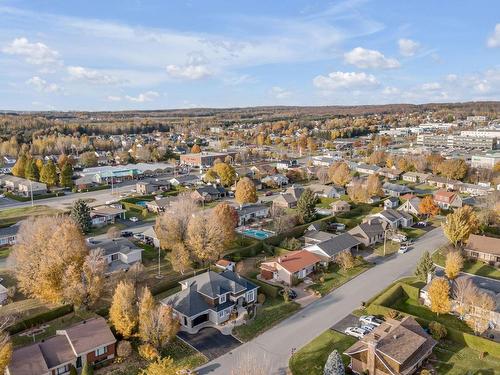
[289,330,356,375]
[433,248,500,280]
[334,202,383,229]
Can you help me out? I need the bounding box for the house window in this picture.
[470,252,479,258]
[219,294,227,304]
[56,365,70,375]
[95,346,107,357]
[111,253,119,261]
[218,309,225,318]
[247,290,255,303]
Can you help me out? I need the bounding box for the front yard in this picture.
[433,248,500,280]
[309,262,372,296]
[289,330,356,375]
[0,205,63,226]
[232,298,301,341]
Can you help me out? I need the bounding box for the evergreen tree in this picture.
[40,160,58,187]
[323,349,345,375]
[24,158,39,181]
[59,162,74,187]
[414,251,435,281]
[296,188,317,223]
[70,199,92,233]
[81,362,94,375]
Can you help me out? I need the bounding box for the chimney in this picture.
[366,336,378,375]
[278,257,282,264]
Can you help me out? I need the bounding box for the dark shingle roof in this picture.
[311,233,361,257]
[88,238,142,256]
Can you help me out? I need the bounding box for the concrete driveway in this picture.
[331,314,361,334]
[177,327,241,361]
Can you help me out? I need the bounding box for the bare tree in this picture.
[187,212,226,264]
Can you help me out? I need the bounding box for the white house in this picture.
[369,208,413,229]
[88,238,143,273]
[397,197,421,216]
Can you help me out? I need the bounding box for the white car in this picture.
[129,216,139,222]
[133,233,144,240]
[360,324,376,332]
[398,245,409,254]
[0,194,5,198]
[359,315,383,327]
[344,327,369,339]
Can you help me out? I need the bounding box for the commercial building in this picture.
[416,134,496,150]
[460,129,500,139]
[471,152,500,169]
[80,163,173,183]
[180,151,237,167]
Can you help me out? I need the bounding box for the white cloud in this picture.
[106,95,122,101]
[3,37,60,65]
[487,24,500,48]
[344,47,400,69]
[421,82,441,91]
[382,86,400,95]
[67,66,124,85]
[166,63,212,80]
[445,74,458,82]
[398,38,420,57]
[269,86,292,99]
[125,91,159,102]
[26,76,60,93]
[313,71,379,91]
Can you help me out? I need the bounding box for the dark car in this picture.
[121,231,133,237]
[279,289,298,300]
[265,191,273,196]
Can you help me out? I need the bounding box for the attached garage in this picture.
[192,313,209,327]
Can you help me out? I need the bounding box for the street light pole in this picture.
[29,180,34,207]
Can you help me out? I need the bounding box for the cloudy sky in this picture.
[0,0,499,110]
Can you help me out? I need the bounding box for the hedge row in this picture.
[226,242,263,261]
[250,278,283,299]
[7,304,74,335]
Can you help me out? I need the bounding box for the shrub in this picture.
[116,340,132,357]
[384,310,399,320]
[429,321,447,340]
[138,343,159,361]
[279,237,302,250]
[257,293,266,305]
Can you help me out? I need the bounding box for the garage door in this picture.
[192,313,209,327]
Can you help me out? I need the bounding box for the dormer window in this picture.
[219,294,227,304]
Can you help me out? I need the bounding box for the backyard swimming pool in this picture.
[136,200,149,207]
[242,228,273,240]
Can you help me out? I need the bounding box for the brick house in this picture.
[7,317,116,375]
[463,234,500,264]
[260,250,322,285]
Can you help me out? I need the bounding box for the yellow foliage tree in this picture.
[444,251,464,280]
[235,177,257,206]
[109,281,138,338]
[213,162,236,186]
[139,357,185,375]
[428,277,451,315]
[442,206,479,247]
[329,162,351,187]
[0,331,12,375]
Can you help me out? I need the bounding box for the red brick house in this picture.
[7,317,116,375]
[433,189,463,209]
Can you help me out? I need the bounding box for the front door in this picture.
[76,356,82,369]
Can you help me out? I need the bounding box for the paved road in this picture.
[197,227,448,375]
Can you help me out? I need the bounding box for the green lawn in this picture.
[309,262,372,296]
[335,203,382,229]
[392,298,473,333]
[316,197,336,209]
[89,223,127,236]
[433,248,500,280]
[162,337,207,369]
[401,226,427,239]
[0,246,11,259]
[233,298,301,341]
[0,205,63,226]
[289,330,356,375]
[373,240,400,256]
[433,340,500,375]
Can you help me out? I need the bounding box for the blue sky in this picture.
[0,0,499,110]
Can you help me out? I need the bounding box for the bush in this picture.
[250,278,282,298]
[138,343,159,361]
[117,340,133,357]
[429,321,447,340]
[279,237,302,250]
[257,293,266,305]
[7,304,74,334]
[384,310,399,320]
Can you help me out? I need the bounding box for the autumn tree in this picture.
[442,206,479,247]
[366,174,382,197]
[80,151,98,168]
[11,153,27,177]
[467,292,496,334]
[428,277,451,315]
[0,320,12,375]
[187,212,226,264]
[235,177,257,206]
[316,167,330,184]
[11,216,88,303]
[59,162,74,187]
[444,251,464,280]
[329,162,351,187]
[107,226,122,239]
[71,199,92,233]
[191,144,201,153]
[335,250,355,270]
[139,357,185,375]
[24,158,39,181]
[169,242,191,274]
[109,280,138,338]
[204,168,218,183]
[39,160,58,187]
[347,180,369,203]
[213,202,238,246]
[438,159,468,180]
[296,188,317,223]
[418,195,438,218]
[414,251,435,281]
[213,162,236,186]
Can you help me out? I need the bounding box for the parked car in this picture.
[398,245,409,254]
[133,233,145,240]
[121,231,133,237]
[344,327,369,339]
[129,216,139,222]
[360,324,376,332]
[0,194,5,198]
[279,289,298,300]
[330,223,346,231]
[265,191,273,196]
[417,221,429,227]
[359,315,383,327]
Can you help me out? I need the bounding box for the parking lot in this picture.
[177,327,241,361]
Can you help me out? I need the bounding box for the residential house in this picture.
[356,163,381,175]
[367,196,381,204]
[88,238,143,273]
[463,234,500,264]
[215,259,236,272]
[303,230,336,246]
[191,185,226,203]
[161,270,258,334]
[378,167,403,180]
[384,197,399,209]
[427,176,462,190]
[309,183,345,198]
[74,175,99,191]
[273,193,297,208]
[145,196,174,213]
[260,250,322,285]
[402,172,430,184]
[236,204,269,226]
[90,206,126,227]
[382,182,412,197]
[276,159,298,170]
[370,208,413,229]
[0,283,7,304]
[433,189,463,209]
[261,174,289,187]
[397,197,422,216]
[304,233,361,263]
[142,226,160,248]
[330,200,351,214]
[348,219,386,247]
[250,164,277,178]
[0,223,20,247]
[0,175,47,197]
[6,317,116,375]
[344,316,436,375]
[457,182,494,196]
[136,178,171,195]
[169,174,201,187]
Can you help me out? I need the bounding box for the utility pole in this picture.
[29,180,34,207]
[157,246,162,278]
